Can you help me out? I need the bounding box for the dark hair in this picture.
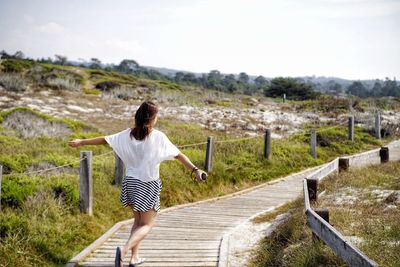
[131,101,158,140]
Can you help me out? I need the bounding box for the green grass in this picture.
[250,160,400,267]
[248,199,346,267]
[0,107,391,266]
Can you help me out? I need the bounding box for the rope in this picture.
[2,121,358,177]
[214,134,263,144]
[177,142,208,148]
[3,150,114,177]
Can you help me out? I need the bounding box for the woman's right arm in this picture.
[68,136,107,147]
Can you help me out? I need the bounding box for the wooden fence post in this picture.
[380,147,389,163]
[339,158,350,172]
[264,129,271,159]
[0,165,2,211]
[80,151,93,216]
[375,112,381,139]
[307,178,318,201]
[204,136,214,172]
[310,129,317,158]
[348,116,354,141]
[114,153,124,186]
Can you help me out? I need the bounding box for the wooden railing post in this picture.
[339,158,349,172]
[307,178,318,201]
[264,129,271,159]
[204,136,214,172]
[0,165,2,211]
[80,151,93,216]
[348,115,354,141]
[380,147,389,163]
[375,112,381,139]
[310,129,317,158]
[114,153,124,186]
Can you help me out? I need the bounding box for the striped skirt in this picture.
[120,176,162,212]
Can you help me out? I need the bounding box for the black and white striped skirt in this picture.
[120,176,162,212]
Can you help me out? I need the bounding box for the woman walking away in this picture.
[68,101,207,267]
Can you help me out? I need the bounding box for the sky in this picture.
[0,0,399,80]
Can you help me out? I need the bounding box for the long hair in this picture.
[131,101,159,140]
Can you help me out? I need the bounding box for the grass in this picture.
[250,160,400,267]
[0,106,389,266]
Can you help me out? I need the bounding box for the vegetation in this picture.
[0,104,389,266]
[250,159,400,267]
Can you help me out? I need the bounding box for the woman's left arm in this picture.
[175,153,207,181]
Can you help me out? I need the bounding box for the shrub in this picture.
[83,88,101,95]
[0,73,27,92]
[1,59,33,73]
[1,176,38,208]
[46,77,80,90]
[0,212,29,238]
[51,180,79,207]
[95,81,120,91]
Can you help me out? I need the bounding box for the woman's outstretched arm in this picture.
[175,153,207,181]
[68,136,107,147]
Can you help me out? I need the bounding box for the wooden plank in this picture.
[90,252,219,258]
[306,209,378,267]
[80,261,217,267]
[83,257,217,262]
[303,179,310,210]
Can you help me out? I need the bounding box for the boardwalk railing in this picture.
[302,139,400,267]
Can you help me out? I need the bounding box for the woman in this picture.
[68,101,207,267]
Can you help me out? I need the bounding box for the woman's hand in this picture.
[68,139,83,147]
[195,169,207,182]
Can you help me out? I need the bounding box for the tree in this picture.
[265,77,318,100]
[326,80,342,95]
[90,58,102,69]
[13,51,25,59]
[238,72,249,84]
[1,50,11,59]
[381,78,399,97]
[54,54,68,65]
[174,72,185,83]
[117,59,139,73]
[254,75,268,88]
[223,74,239,93]
[182,73,197,84]
[206,70,223,90]
[346,81,369,98]
[371,80,383,96]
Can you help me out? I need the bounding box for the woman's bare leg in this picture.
[129,211,141,263]
[120,209,157,262]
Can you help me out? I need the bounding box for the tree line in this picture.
[1,50,398,99]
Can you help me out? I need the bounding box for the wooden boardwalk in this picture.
[68,167,316,267]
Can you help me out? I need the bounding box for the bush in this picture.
[0,73,27,92]
[1,59,33,73]
[51,181,79,207]
[0,212,29,238]
[46,77,80,90]
[1,176,38,208]
[83,88,101,95]
[95,81,120,91]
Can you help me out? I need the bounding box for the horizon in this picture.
[0,0,399,80]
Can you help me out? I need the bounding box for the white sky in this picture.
[0,0,399,79]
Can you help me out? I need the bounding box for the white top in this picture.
[105,128,180,182]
